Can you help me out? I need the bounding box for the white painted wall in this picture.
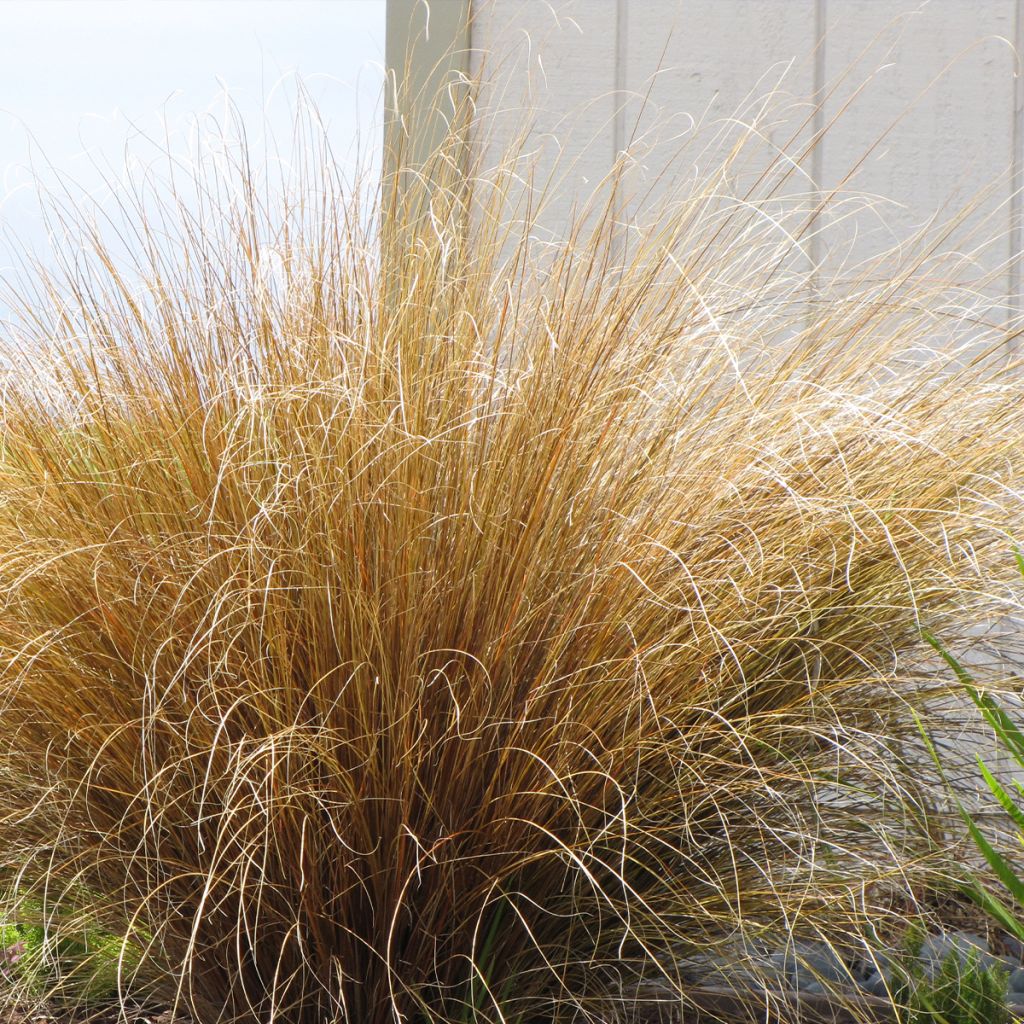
[468,0,1021,310]
[465,0,1024,793]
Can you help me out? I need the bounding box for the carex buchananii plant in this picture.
[0,66,1020,1024]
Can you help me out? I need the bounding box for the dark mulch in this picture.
[0,990,903,1024]
[0,986,900,1024]
[629,984,894,1024]
[0,1008,183,1024]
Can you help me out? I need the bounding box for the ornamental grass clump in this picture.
[0,82,1021,1023]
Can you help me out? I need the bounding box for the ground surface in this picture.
[0,1008,180,1023]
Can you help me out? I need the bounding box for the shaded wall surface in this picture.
[463,0,1024,800]
[468,0,1021,313]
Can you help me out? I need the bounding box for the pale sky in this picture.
[0,0,385,287]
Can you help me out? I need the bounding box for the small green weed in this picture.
[0,905,139,1007]
[920,553,1024,948]
[891,927,1009,1024]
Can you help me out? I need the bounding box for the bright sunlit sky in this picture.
[0,0,386,289]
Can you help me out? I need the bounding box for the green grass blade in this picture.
[961,812,1024,908]
[961,880,1024,944]
[977,758,1024,833]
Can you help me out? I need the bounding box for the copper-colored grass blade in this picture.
[0,76,1020,1024]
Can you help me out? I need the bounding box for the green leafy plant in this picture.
[0,902,140,1008]
[921,578,1024,948]
[890,927,1009,1024]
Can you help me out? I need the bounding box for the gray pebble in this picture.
[861,970,890,998]
[919,931,996,976]
[698,960,765,990]
[770,940,849,991]
[764,951,791,979]
[861,951,896,980]
[1005,935,1024,964]
[721,967,764,990]
[672,952,723,983]
[1010,967,1024,994]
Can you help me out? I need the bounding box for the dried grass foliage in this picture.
[0,71,1018,1023]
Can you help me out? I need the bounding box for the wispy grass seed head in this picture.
[0,81,1019,1023]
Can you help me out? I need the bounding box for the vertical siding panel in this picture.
[809,0,828,278]
[817,2,1016,310]
[467,0,1020,326]
[815,0,1024,786]
[618,1,819,221]
[1012,0,1024,333]
[617,2,819,337]
[468,0,619,244]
